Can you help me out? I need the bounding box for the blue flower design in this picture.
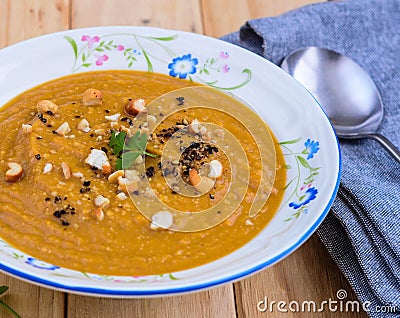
[168,54,198,79]
[304,139,320,159]
[289,187,318,209]
[25,257,60,270]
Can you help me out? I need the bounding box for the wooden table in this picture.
[0,1,367,317]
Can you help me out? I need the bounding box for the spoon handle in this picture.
[365,133,400,163]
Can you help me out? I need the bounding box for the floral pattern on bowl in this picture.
[65,33,251,91]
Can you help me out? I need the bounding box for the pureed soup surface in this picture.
[0,71,285,276]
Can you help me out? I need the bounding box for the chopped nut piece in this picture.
[94,195,110,208]
[194,176,214,194]
[55,122,71,136]
[61,162,71,179]
[102,162,111,175]
[245,220,254,226]
[188,118,201,134]
[93,207,104,221]
[147,114,157,123]
[21,124,33,134]
[189,168,201,186]
[116,192,128,200]
[108,170,124,183]
[125,98,146,116]
[42,163,53,174]
[117,176,138,194]
[72,172,83,178]
[77,118,90,132]
[199,126,208,136]
[85,149,110,171]
[208,160,223,179]
[124,169,140,182]
[94,129,106,136]
[105,113,121,121]
[36,100,59,114]
[82,88,103,106]
[120,125,130,135]
[150,211,173,230]
[5,162,24,182]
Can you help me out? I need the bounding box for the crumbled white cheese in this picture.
[208,160,223,179]
[77,118,90,133]
[55,122,71,136]
[150,211,173,230]
[94,195,110,208]
[21,124,33,134]
[116,192,128,200]
[105,113,121,121]
[42,163,53,174]
[84,149,109,170]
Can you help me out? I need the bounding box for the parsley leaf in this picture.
[109,131,126,157]
[109,130,158,169]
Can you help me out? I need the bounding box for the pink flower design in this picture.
[95,54,109,66]
[81,35,100,49]
[116,45,125,51]
[222,64,230,73]
[219,51,230,59]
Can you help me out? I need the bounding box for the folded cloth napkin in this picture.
[221,0,400,317]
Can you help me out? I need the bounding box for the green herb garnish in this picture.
[0,285,21,318]
[109,130,158,170]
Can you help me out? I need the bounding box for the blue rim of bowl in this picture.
[0,26,342,296]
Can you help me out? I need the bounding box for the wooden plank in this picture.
[0,0,70,48]
[200,0,323,37]
[0,0,68,316]
[0,275,65,318]
[234,235,368,318]
[68,285,236,318]
[71,0,203,33]
[68,1,236,317]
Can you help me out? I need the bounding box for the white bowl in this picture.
[0,26,340,297]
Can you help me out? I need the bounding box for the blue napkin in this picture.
[221,1,400,317]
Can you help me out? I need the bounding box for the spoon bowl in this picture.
[281,46,400,162]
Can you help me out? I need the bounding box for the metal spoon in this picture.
[281,46,400,162]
